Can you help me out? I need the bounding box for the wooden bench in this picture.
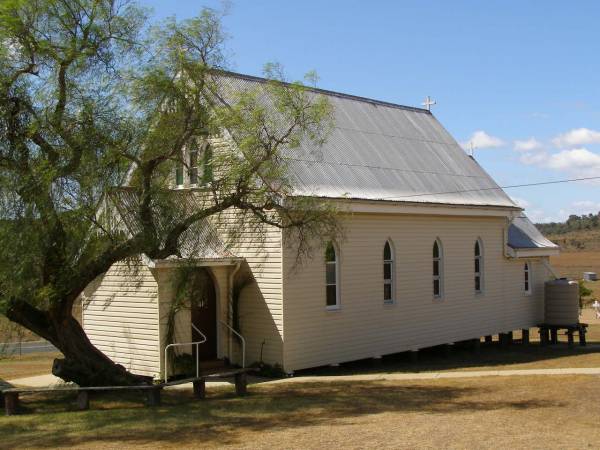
[1,368,257,416]
[164,368,256,399]
[1,384,163,416]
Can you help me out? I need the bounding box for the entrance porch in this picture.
[152,259,246,381]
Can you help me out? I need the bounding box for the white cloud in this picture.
[519,147,600,181]
[510,196,531,209]
[570,200,600,215]
[545,148,600,172]
[461,130,505,150]
[552,128,600,148]
[519,151,548,166]
[513,137,543,152]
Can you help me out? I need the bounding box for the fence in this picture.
[0,340,57,357]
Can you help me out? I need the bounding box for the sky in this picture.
[140,0,600,223]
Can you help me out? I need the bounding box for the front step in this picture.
[197,359,229,374]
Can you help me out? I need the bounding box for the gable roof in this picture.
[213,72,519,209]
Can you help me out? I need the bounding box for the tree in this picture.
[0,0,338,386]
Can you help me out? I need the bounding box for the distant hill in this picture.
[536,213,600,251]
[536,212,600,235]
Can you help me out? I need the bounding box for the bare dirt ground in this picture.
[1,374,599,449]
[550,250,600,280]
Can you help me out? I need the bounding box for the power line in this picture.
[374,176,600,201]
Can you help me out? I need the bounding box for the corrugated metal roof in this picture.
[213,72,519,209]
[508,215,559,249]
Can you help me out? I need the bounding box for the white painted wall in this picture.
[81,259,161,378]
[281,213,551,372]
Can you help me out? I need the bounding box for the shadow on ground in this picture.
[0,378,566,448]
[297,338,600,378]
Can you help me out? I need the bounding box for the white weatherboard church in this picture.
[81,72,560,379]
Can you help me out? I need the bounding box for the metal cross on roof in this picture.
[422,96,436,111]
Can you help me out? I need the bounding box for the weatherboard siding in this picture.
[82,260,161,378]
[282,213,548,372]
[214,208,284,367]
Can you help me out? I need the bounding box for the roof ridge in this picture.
[212,69,432,114]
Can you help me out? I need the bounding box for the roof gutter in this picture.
[146,256,244,269]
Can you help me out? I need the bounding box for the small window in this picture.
[188,142,213,186]
[474,239,483,294]
[433,239,443,298]
[201,144,213,184]
[383,240,395,304]
[325,242,339,309]
[175,163,184,186]
[524,262,532,295]
[189,149,199,185]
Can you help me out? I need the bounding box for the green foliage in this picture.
[0,0,341,375]
[579,279,593,298]
[250,361,286,378]
[537,213,600,235]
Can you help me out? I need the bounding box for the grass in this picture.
[549,250,600,305]
[1,375,600,448]
[547,228,600,252]
[1,322,599,382]
[550,250,600,280]
[0,352,61,381]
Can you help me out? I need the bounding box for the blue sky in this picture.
[141,0,600,223]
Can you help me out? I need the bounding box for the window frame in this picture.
[189,147,199,186]
[174,141,213,188]
[433,238,444,300]
[474,238,484,295]
[325,241,341,310]
[175,162,184,188]
[383,240,395,304]
[524,262,532,295]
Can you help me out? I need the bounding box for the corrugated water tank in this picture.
[544,279,579,325]
[583,272,598,281]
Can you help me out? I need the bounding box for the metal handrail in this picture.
[163,324,206,382]
[220,321,246,368]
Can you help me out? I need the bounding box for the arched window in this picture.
[189,142,213,186]
[524,262,531,295]
[433,239,443,298]
[474,239,483,294]
[175,141,213,187]
[325,242,340,308]
[175,161,184,187]
[383,240,395,304]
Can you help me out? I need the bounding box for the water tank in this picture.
[583,272,598,281]
[544,279,579,325]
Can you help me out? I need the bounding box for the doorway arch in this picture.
[190,268,218,360]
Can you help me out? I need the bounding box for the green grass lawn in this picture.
[2,375,600,449]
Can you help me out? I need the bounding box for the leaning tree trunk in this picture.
[6,302,151,387]
[51,317,152,386]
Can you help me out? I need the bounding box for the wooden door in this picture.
[190,269,217,360]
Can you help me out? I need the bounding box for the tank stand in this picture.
[537,323,588,347]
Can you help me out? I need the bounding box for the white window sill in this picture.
[326,305,341,312]
[383,300,395,306]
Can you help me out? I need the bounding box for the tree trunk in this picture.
[51,317,152,387]
[6,302,151,387]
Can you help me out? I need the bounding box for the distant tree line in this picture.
[536,212,600,235]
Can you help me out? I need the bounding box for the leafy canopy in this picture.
[0,0,338,324]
